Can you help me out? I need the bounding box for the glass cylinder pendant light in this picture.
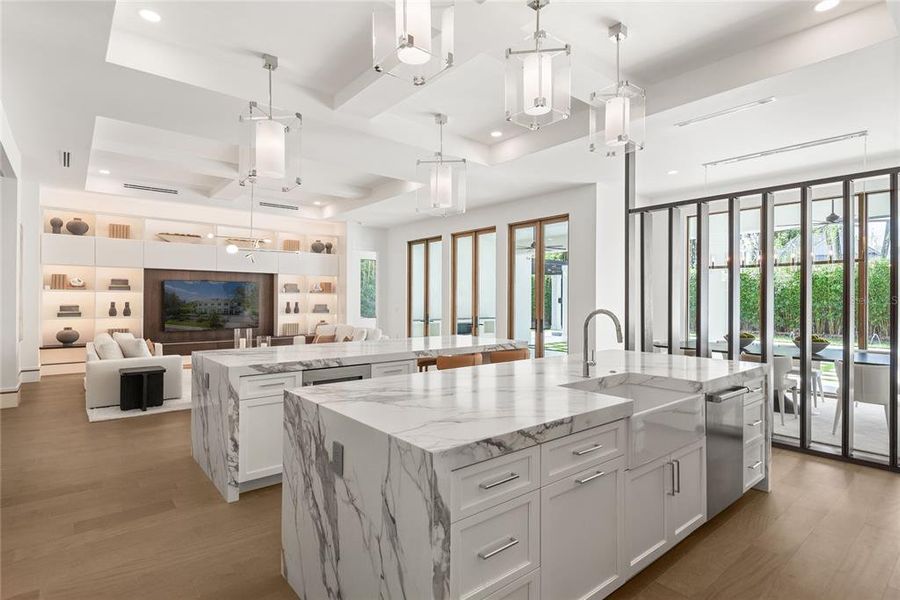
[417,114,466,216]
[589,23,645,155]
[505,0,571,131]
[373,0,454,86]
[239,54,302,193]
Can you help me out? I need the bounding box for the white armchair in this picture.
[84,342,184,409]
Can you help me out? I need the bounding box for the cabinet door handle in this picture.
[668,461,676,495]
[575,470,606,485]
[572,443,603,456]
[674,459,681,494]
[748,419,763,427]
[479,472,519,490]
[748,461,763,470]
[478,537,519,560]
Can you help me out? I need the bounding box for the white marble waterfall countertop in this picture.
[285,349,766,469]
[193,335,524,377]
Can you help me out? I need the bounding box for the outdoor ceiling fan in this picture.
[825,199,841,224]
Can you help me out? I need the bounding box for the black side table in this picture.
[119,366,166,411]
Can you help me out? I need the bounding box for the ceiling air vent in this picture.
[59,150,71,168]
[259,201,299,211]
[123,183,179,195]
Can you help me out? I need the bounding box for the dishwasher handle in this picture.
[706,386,749,403]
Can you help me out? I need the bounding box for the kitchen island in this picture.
[282,350,769,600]
[191,336,524,502]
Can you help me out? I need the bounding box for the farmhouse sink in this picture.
[563,375,705,468]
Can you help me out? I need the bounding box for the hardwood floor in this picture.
[2,374,899,599]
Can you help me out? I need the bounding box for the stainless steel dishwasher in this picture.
[706,386,749,519]
[301,364,372,386]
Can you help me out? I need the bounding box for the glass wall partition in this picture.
[407,236,442,337]
[629,167,900,473]
[452,228,496,336]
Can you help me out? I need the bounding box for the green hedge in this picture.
[688,259,891,339]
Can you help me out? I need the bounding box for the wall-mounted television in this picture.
[162,280,259,332]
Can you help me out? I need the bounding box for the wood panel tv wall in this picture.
[144,269,274,355]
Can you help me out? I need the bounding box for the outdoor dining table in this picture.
[654,340,891,366]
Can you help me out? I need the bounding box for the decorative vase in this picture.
[56,327,79,345]
[311,240,325,253]
[123,302,131,317]
[108,302,117,317]
[66,217,89,236]
[293,301,300,314]
[285,301,292,314]
[50,217,63,234]
[325,241,333,254]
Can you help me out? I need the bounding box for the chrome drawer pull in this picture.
[572,443,603,456]
[748,419,763,427]
[748,460,763,470]
[479,472,519,490]
[575,471,605,485]
[257,381,287,388]
[478,537,519,560]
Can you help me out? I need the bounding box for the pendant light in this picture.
[417,114,466,216]
[373,0,454,87]
[239,54,302,193]
[589,23,645,155]
[505,0,571,131]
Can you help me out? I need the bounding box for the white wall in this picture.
[383,184,626,355]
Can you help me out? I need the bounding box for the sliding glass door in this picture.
[509,216,569,357]
[452,228,496,336]
[407,236,442,337]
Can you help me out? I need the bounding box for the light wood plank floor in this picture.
[2,374,899,600]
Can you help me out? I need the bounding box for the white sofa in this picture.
[84,338,183,409]
[293,324,387,345]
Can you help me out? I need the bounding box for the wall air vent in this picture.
[59,150,71,168]
[259,201,299,211]
[123,183,179,195]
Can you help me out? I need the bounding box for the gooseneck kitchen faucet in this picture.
[582,309,623,377]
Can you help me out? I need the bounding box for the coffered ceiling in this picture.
[2,0,898,227]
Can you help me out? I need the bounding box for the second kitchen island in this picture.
[192,336,525,502]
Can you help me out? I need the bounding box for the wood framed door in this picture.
[407,236,442,337]
[451,227,497,336]
[508,215,569,357]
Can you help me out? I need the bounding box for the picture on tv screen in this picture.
[162,280,259,332]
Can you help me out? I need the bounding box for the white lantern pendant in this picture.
[505,0,571,131]
[417,114,466,216]
[589,23,646,155]
[239,54,302,192]
[373,0,455,87]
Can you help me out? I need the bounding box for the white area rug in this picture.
[86,373,192,422]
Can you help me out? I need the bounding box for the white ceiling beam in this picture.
[320,179,419,220]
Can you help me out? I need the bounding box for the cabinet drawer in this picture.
[451,491,540,600]
[540,421,625,485]
[451,446,540,521]
[744,440,765,490]
[483,569,540,600]
[238,373,301,399]
[743,400,765,446]
[371,359,416,378]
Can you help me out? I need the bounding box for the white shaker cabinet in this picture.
[624,439,706,578]
[237,395,284,482]
[541,455,625,600]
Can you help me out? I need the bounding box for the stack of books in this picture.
[57,304,82,318]
[109,278,131,291]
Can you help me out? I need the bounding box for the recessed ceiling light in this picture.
[667,170,679,175]
[490,130,503,138]
[314,201,322,206]
[814,0,840,12]
[98,169,111,175]
[139,9,161,23]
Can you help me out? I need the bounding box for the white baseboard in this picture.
[20,368,41,383]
